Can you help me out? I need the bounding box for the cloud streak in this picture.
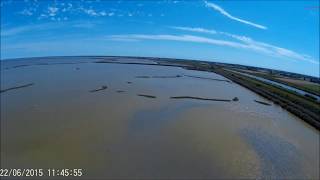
[0,24,54,37]
[108,34,249,48]
[170,26,217,34]
[218,32,318,64]
[170,26,318,64]
[1,22,98,37]
[204,1,267,30]
[107,33,318,64]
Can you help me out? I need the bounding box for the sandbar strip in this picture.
[170,96,231,102]
[184,75,231,83]
[0,83,34,93]
[89,85,108,93]
[137,94,157,98]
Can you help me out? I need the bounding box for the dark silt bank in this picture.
[137,94,157,98]
[89,85,108,92]
[184,75,231,83]
[116,90,126,93]
[170,96,231,102]
[254,100,271,106]
[0,83,34,93]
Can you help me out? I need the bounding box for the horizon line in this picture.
[1,55,319,78]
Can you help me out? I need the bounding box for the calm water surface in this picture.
[1,58,319,179]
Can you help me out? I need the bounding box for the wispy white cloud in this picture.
[79,7,98,16]
[48,6,59,17]
[170,26,318,64]
[40,2,118,20]
[5,0,160,21]
[99,11,107,16]
[204,1,267,30]
[108,34,251,49]
[37,3,69,21]
[107,33,318,64]
[1,21,98,37]
[170,26,217,34]
[0,24,50,37]
[17,0,39,17]
[19,9,33,16]
[219,32,318,64]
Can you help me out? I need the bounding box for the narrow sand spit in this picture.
[89,85,108,93]
[0,83,34,93]
[137,94,157,98]
[170,96,232,102]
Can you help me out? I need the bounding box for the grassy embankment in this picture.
[234,69,320,97]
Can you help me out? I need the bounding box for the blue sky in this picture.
[1,0,319,76]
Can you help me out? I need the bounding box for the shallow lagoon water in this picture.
[1,58,319,179]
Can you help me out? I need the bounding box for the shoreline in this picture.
[211,68,320,130]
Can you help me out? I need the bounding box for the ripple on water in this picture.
[240,128,309,179]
